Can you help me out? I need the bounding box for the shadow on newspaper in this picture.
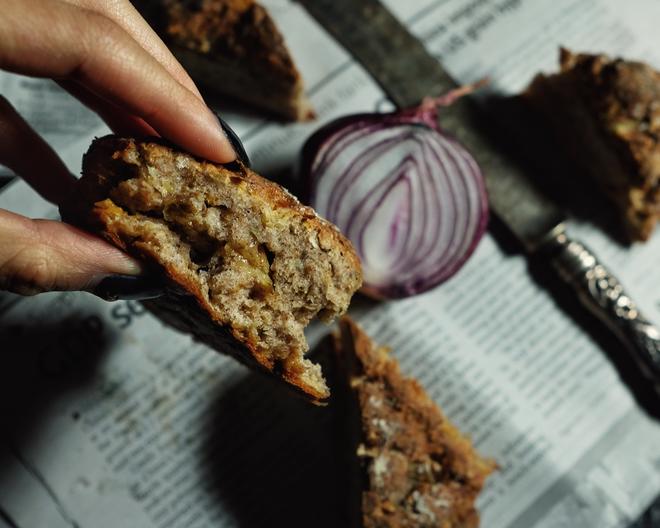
[0,311,113,440]
[480,93,632,246]
[525,250,660,421]
[202,338,354,528]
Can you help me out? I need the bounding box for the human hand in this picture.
[0,0,237,297]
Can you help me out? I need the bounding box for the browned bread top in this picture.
[335,318,495,528]
[164,0,298,84]
[63,136,362,402]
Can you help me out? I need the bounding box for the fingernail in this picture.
[211,109,251,167]
[91,275,164,302]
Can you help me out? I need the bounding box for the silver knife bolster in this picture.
[542,230,660,381]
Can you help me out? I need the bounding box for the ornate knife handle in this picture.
[546,231,660,384]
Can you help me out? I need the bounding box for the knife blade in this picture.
[299,0,660,388]
[299,0,564,250]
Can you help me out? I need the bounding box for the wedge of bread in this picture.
[526,49,660,241]
[334,318,494,527]
[63,136,361,402]
[133,0,314,121]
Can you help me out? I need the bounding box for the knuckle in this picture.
[0,247,57,295]
[77,12,125,62]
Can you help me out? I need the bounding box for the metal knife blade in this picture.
[299,0,565,251]
[300,0,660,390]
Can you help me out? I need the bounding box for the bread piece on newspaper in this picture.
[334,318,495,527]
[133,0,314,121]
[526,48,660,241]
[63,136,362,402]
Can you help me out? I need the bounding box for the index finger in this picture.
[0,0,235,164]
[62,0,203,99]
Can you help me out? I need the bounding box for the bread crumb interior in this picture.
[103,145,355,396]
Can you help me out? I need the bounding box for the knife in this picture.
[299,0,660,389]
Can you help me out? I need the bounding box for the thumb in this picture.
[0,208,142,295]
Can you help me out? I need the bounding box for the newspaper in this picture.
[2,0,660,527]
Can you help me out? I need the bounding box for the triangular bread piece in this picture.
[134,0,314,121]
[62,136,362,402]
[334,318,494,527]
[526,49,660,241]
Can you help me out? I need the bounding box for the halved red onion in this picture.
[301,86,489,299]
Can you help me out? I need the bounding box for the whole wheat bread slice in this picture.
[526,49,660,241]
[133,0,314,121]
[62,136,362,402]
[334,318,495,527]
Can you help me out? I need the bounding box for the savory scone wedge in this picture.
[334,318,494,528]
[132,0,314,121]
[63,136,362,402]
[526,48,660,241]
